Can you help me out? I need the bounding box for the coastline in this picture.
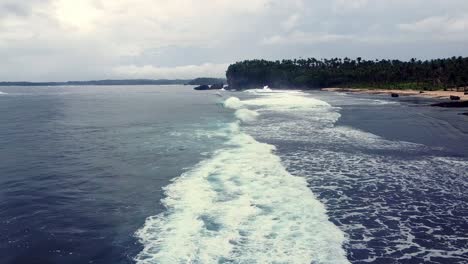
[322,88,468,102]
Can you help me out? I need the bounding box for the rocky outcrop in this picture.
[194,85,211,90]
[432,101,468,107]
[210,83,224,90]
[193,83,224,90]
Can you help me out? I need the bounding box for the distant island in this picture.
[226,57,468,91]
[0,78,224,86]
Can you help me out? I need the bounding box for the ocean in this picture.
[0,85,467,264]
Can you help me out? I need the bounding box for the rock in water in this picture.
[210,83,224,90]
[391,93,399,98]
[432,101,468,108]
[194,85,210,90]
[194,83,224,91]
[450,95,461,100]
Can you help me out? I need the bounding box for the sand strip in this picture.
[322,88,468,101]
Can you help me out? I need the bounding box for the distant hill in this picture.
[0,79,190,86]
[186,78,226,85]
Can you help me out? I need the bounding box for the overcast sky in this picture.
[1,0,468,81]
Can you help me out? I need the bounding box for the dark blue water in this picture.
[0,87,467,264]
[0,86,231,264]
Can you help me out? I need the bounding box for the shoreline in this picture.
[322,88,468,102]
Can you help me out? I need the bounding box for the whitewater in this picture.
[2,85,466,263]
[135,90,350,264]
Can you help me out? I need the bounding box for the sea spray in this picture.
[224,97,244,109]
[242,92,331,111]
[135,91,350,264]
[235,108,259,123]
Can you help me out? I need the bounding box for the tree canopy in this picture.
[226,57,468,90]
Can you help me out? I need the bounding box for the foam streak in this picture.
[135,91,349,264]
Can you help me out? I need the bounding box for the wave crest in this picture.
[135,91,349,264]
[224,97,244,109]
[235,109,259,123]
[135,130,348,264]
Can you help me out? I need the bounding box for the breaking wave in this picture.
[224,97,244,109]
[242,91,331,111]
[234,108,259,123]
[135,90,349,264]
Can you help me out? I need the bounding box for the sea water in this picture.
[0,86,467,264]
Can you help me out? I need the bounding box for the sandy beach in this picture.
[322,88,468,101]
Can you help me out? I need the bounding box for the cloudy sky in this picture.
[1,0,467,81]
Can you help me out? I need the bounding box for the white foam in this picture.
[242,92,332,111]
[224,97,244,110]
[235,109,259,123]
[0,91,7,95]
[245,89,273,94]
[213,89,468,262]
[244,88,273,94]
[245,88,304,94]
[371,99,399,105]
[135,127,349,264]
[136,92,350,263]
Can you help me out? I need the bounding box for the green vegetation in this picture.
[226,57,468,90]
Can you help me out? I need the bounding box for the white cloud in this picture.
[1,0,468,81]
[1,0,275,53]
[261,31,352,45]
[281,14,300,31]
[399,16,468,33]
[53,0,102,33]
[397,16,468,42]
[0,0,281,80]
[112,63,229,79]
[332,0,369,13]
